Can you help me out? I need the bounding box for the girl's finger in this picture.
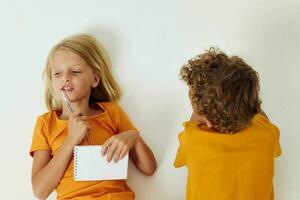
[106,140,118,162]
[86,123,91,130]
[101,137,114,156]
[119,145,129,161]
[81,121,90,127]
[113,144,123,163]
[71,109,81,118]
[77,116,88,121]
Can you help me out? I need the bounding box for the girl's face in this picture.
[51,50,99,103]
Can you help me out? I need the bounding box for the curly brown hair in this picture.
[180,48,261,133]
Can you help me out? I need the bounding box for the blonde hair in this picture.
[43,34,121,111]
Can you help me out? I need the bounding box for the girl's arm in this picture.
[101,130,157,176]
[31,110,90,199]
[31,142,74,199]
[129,134,157,175]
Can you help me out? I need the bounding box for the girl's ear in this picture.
[92,74,100,88]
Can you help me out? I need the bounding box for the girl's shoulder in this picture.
[98,101,123,113]
[97,102,132,126]
[35,111,60,127]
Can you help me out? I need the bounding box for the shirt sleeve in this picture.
[254,114,282,157]
[113,103,138,133]
[273,124,282,157]
[29,116,51,157]
[174,132,186,168]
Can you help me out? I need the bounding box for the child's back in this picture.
[174,48,281,200]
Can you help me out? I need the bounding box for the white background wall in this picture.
[0,0,299,199]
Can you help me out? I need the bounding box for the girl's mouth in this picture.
[61,85,74,92]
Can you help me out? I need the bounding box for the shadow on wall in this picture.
[86,25,122,67]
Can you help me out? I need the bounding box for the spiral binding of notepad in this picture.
[74,146,78,180]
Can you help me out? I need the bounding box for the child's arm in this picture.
[101,130,157,176]
[31,110,90,199]
[31,142,74,199]
[129,133,157,175]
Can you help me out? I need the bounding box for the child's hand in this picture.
[101,130,139,163]
[66,109,91,146]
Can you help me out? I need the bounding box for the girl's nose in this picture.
[62,73,71,83]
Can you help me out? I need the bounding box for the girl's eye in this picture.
[53,72,60,77]
[72,70,81,74]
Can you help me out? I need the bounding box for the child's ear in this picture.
[191,113,213,128]
[92,74,100,88]
[204,118,213,128]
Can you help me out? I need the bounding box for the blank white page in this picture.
[74,145,128,181]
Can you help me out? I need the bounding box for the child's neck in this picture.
[59,99,102,119]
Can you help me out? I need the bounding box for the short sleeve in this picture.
[254,114,282,157]
[273,124,282,157]
[174,132,186,168]
[114,103,138,133]
[29,116,51,157]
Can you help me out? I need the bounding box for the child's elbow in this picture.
[144,168,156,176]
[33,189,48,200]
[142,162,157,176]
[32,184,51,200]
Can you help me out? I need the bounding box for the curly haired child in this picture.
[174,48,281,200]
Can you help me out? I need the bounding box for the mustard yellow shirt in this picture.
[174,114,281,200]
[30,102,137,200]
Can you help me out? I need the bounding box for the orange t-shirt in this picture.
[174,114,281,200]
[30,102,137,200]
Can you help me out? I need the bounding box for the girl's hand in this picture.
[66,109,91,146]
[101,130,139,163]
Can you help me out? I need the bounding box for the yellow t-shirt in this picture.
[174,114,281,200]
[30,102,137,200]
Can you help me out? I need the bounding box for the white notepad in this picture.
[73,145,128,181]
